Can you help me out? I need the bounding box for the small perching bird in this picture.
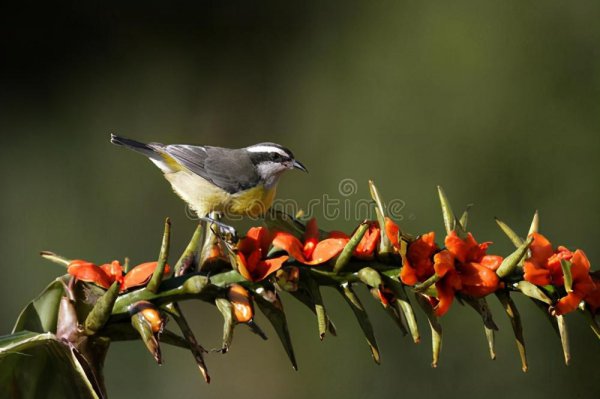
[110,134,307,219]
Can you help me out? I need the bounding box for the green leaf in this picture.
[12,278,68,334]
[528,298,569,363]
[382,276,420,343]
[382,300,408,336]
[0,332,104,399]
[253,291,298,370]
[357,267,382,288]
[215,298,235,352]
[580,308,600,340]
[560,260,573,293]
[494,217,524,248]
[131,313,161,364]
[162,303,210,383]
[288,288,337,337]
[337,283,380,364]
[514,281,552,305]
[414,293,442,368]
[529,298,560,338]
[302,272,329,340]
[496,291,528,372]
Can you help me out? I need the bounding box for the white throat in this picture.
[257,161,286,188]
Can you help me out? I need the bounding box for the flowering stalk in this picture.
[4,182,600,399]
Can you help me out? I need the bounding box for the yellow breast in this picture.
[227,184,277,218]
[164,170,278,218]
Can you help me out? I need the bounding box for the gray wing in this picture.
[163,144,260,194]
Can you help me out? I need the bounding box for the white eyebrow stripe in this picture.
[246,145,288,157]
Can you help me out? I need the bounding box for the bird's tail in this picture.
[110,134,160,158]
[110,134,180,173]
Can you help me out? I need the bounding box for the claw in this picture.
[200,217,238,243]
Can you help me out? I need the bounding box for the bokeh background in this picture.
[2,1,599,398]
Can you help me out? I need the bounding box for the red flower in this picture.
[445,231,503,298]
[330,220,384,260]
[432,250,462,317]
[68,259,169,292]
[384,217,401,250]
[273,218,349,265]
[400,232,437,286]
[422,232,503,317]
[554,250,595,315]
[236,227,288,282]
[523,233,573,286]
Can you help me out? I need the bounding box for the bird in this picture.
[110,134,307,221]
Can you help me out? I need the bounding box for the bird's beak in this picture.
[292,160,308,173]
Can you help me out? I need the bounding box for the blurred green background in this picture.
[1,1,599,398]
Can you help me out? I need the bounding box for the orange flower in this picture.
[523,233,573,286]
[352,221,381,260]
[554,250,595,315]
[67,259,169,292]
[400,232,437,286]
[236,227,288,282]
[445,231,503,298]
[273,218,349,265]
[585,273,600,315]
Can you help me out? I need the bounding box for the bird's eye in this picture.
[271,153,283,161]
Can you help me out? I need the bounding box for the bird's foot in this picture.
[199,217,238,243]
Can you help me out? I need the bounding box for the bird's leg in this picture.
[199,214,238,243]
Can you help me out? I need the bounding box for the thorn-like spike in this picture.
[459,204,473,230]
[40,251,72,267]
[437,186,466,237]
[527,210,539,236]
[147,218,171,293]
[333,222,369,274]
[414,292,442,368]
[494,217,524,248]
[174,224,204,277]
[496,292,528,372]
[84,282,120,335]
[556,315,571,365]
[338,283,380,364]
[254,291,298,370]
[163,303,210,383]
[496,236,534,278]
